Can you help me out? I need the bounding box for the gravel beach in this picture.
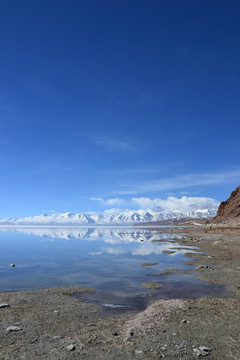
[0,226,239,359]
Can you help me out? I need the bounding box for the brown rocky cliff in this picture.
[211,185,240,223]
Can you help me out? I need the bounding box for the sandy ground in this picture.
[0,226,240,359]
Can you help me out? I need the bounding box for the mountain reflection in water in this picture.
[2,226,183,242]
[0,227,226,314]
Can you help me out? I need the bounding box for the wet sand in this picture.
[0,226,239,359]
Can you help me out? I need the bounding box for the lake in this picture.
[0,227,225,314]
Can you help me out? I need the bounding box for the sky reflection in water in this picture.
[0,227,223,313]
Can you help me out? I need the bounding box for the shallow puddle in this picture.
[75,272,228,316]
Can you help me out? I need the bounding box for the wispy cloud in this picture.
[93,136,133,152]
[74,132,136,153]
[109,168,240,196]
[89,167,239,214]
[18,160,74,177]
[89,197,104,201]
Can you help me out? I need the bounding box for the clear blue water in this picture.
[0,227,226,313]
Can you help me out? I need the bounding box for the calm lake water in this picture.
[0,227,226,313]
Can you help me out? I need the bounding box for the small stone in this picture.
[193,348,202,356]
[181,319,187,323]
[51,335,62,340]
[66,344,75,351]
[113,332,119,336]
[194,346,211,356]
[199,346,211,352]
[6,326,22,332]
[10,264,15,268]
[31,338,38,343]
[135,350,143,355]
[0,303,10,308]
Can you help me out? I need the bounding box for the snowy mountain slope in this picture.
[0,207,218,226]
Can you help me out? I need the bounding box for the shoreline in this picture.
[0,226,239,359]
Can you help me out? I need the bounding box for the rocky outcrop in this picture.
[211,185,240,224]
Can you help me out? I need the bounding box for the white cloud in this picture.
[89,197,125,206]
[132,196,219,212]
[103,208,124,215]
[131,197,163,209]
[105,197,125,205]
[89,193,219,214]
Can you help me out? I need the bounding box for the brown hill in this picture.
[211,185,240,224]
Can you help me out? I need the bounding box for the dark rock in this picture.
[212,185,240,224]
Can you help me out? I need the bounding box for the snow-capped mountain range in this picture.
[0,207,217,226]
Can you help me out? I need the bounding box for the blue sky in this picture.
[0,0,240,218]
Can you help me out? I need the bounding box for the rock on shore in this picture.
[211,185,240,224]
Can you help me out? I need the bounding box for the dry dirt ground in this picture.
[0,226,239,359]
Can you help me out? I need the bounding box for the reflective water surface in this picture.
[0,227,226,314]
